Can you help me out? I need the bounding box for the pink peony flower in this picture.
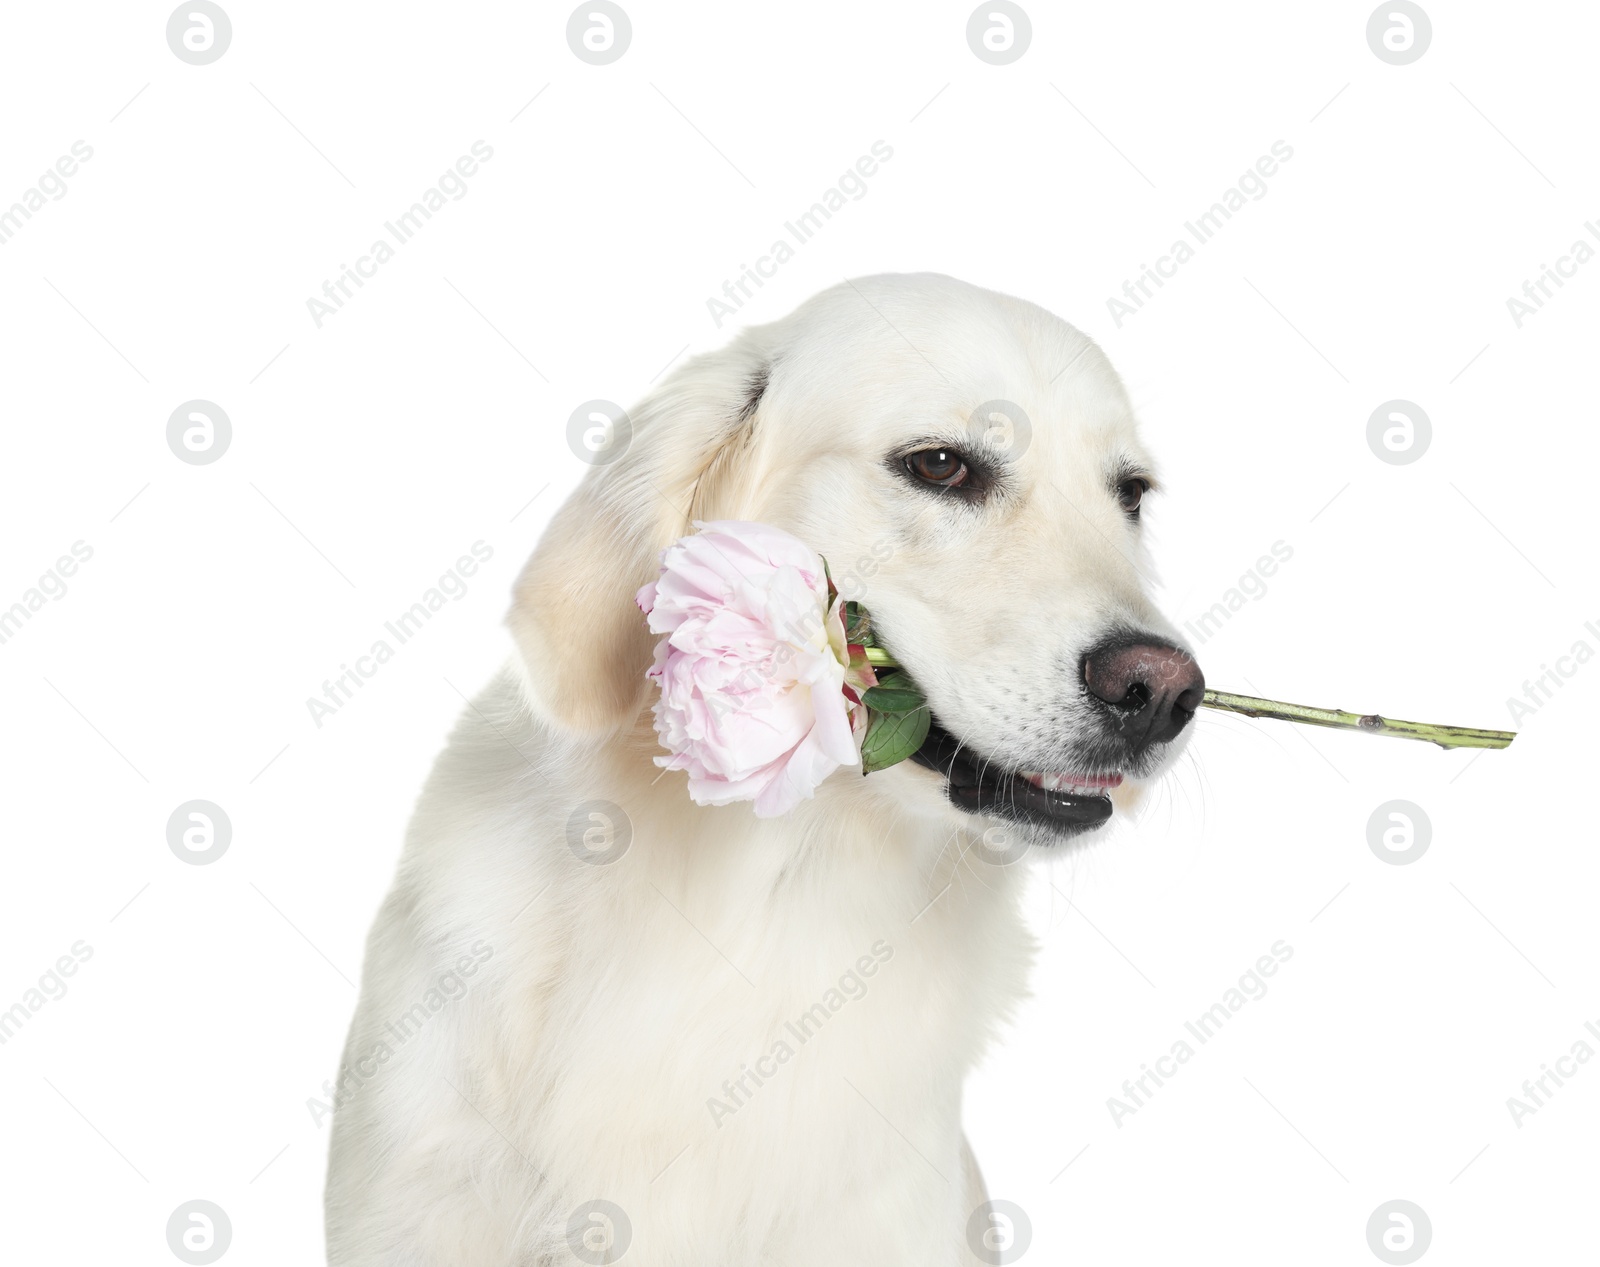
[636,521,876,817]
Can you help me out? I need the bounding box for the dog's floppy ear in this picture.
[508,336,773,736]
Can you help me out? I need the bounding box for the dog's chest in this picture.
[523,846,1030,1175]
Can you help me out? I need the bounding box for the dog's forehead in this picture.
[776,280,1140,462]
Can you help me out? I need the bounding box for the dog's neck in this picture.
[580,707,1036,1030]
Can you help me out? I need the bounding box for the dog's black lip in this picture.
[910,718,1115,835]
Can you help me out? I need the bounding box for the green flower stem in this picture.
[1199,690,1513,750]
[858,648,1514,751]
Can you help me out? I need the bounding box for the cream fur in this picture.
[325,274,1191,1265]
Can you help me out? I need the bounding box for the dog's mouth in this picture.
[909,718,1119,837]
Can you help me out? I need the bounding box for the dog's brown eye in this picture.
[1117,477,1148,514]
[905,448,969,488]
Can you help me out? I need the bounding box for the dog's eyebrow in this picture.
[893,432,1015,466]
[1110,455,1157,489]
[735,363,770,425]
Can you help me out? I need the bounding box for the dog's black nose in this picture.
[1082,639,1205,751]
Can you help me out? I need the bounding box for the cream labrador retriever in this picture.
[325,273,1203,1265]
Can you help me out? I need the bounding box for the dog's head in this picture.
[510,273,1201,846]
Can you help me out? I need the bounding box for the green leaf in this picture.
[860,706,931,773]
[861,675,926,713]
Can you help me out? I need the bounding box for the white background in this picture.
[1,1,1595,1263]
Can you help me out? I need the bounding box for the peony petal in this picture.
[808,679,862,768]
[639,519,857,816]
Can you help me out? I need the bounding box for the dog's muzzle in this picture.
[909,634,1203,838]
